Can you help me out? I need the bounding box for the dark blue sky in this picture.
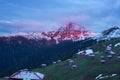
[0,0,120,33]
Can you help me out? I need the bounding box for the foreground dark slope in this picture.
[33,38,120,80]
[0,37,96,77]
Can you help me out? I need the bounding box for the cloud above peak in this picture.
[0,0,120,33]
[0,20,52,32]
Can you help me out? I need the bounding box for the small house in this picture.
[109,51,116,55]
[71,65,77,69]
[68,60,75,66]
[107,55,112,59]
[114,43,120,47]
[57,60,61,63]
[105,45,112,53]
[100,60,106,64]
[85,49,94,55]
[117,56,120,60]
[4,77,9,80]
[90,54,95,60]
[76,51,84,55]
[41,64,47,68]
[53,62,56,64]
[67,59,72,61]
[9,69,44,80]
[100,56,105,59]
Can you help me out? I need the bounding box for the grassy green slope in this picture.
[33,55,120,80]
[33,38,120,80]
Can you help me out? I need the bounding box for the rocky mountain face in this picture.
[0,23,96,45]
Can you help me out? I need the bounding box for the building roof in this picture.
[10,69,44,80]
[106,46,112,51]
[85,49,94,55]
[76,51,84,55]
[114,43,120,47]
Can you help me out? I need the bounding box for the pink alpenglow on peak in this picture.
[0,23,96,44]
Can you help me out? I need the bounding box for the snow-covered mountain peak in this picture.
[106,28,120,38]
[94,26,120,40]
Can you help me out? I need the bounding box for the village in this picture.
[2,42,120,80]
